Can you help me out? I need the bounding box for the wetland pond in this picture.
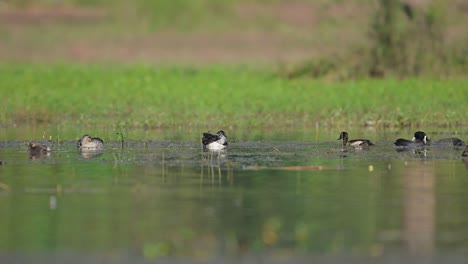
[0,129,467,264]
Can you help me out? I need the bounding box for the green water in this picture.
[0,131,467,263]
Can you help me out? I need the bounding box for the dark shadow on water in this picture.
[403,162,435,260]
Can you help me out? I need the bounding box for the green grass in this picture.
[1,64,467,131]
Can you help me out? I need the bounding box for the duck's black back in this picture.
[394,138,414,147]
[202,133,219,145]
[433,138,464,146]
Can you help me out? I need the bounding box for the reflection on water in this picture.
[403,162,434,260]
[0,137,467,263]
[79,150,104,159]
[28,151,51,160]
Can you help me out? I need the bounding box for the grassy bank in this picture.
[1,65,467,131]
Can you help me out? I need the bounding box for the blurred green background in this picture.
[1,0,467,78]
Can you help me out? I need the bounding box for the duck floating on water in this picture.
[28,142,51,154]
[395,131,464,147]
[77,135,104,151]
[202,130,228,150]
[28,142,51,159]
[337,131,374,148]
[431,136,464,147]
[394,131,429,147]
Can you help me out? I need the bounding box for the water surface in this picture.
[0,130,467,263]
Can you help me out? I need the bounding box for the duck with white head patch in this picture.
[202,130,228,150]
[394,131,429,147]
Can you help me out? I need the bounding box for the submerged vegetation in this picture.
[0,65,466,130]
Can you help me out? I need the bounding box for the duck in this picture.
[462,146,468,157]
[431,137,464,147]
[28,142,51,154]
[394,131,429,147]
[202,130,228,150]
[77,135,104,151]
[337,131,374,147]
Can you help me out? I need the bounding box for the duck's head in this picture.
[28,142,37,149]
[337,131,349,146]
[80,135,93,144]
[217,130,227,138]
[413,131,430,144]
[337,131,348,141]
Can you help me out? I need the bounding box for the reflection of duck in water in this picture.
[79,151,104,159]
[28,142,51,159]
[337,131,374,148]
[202,130,228,150]
[77,135,104,151]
